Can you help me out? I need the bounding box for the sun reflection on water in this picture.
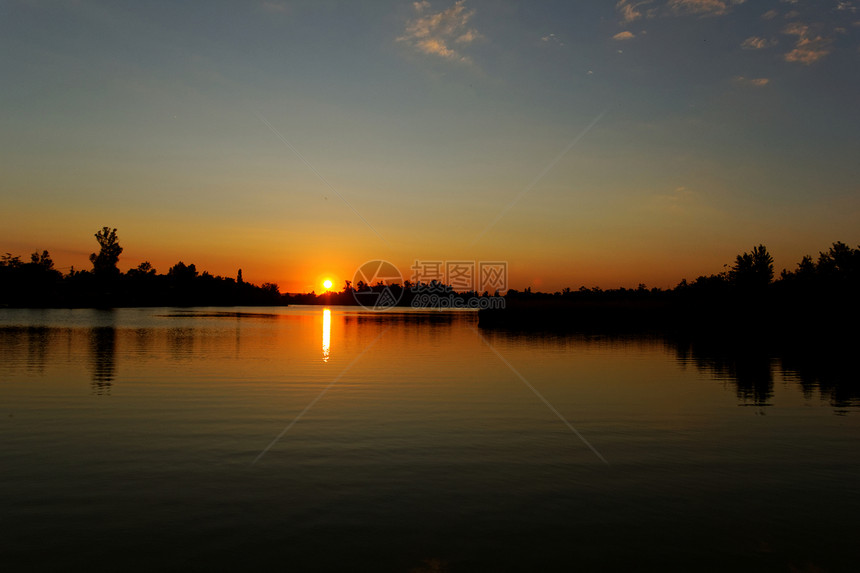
[322,308,331,362]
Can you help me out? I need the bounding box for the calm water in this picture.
[1,306,858,572]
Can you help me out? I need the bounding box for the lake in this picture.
[1,306,858,572]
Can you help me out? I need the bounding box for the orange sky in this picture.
[3,1,859,292]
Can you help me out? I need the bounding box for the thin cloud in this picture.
[457,28,480,43]
[611,0,849,66]
[784,37,832,64]
[398,0,483,63]
[734,75,770,86]
[666,0,745,17]
[541,33,564,46]
[616,0,744,29]
[741,36,775,49]
[616,0,654,25]
[782,22,832,64]
[783,22,809,36]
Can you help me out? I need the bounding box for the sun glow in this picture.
[323,279,333,290]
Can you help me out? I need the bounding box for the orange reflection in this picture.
[322,308,331,362]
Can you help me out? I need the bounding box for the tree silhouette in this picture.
[1,253,23,268]
[89,227,123,276]
[729,244,773,289]
[168,261,198,281]
[818,241,860,282]
[30,250,54,269]
[126,261,156,279]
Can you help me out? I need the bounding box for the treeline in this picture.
[285,279,495,306]
[498,242,860,299]
[0,228,284,308]
[480,242,860,333]
[288,241,860,308]
[4,230,859,314]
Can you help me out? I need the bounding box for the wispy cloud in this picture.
[782,22,832,64]
[666,0,745,17]
[612,0,849,67]
[616,0,655,25]
[782,22,808,36]
[398,0,483,63]
[614,0,744,35]
[740,36,776,49]
[541,33,564,46]
[733,75,770,87]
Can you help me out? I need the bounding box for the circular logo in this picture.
[352,260,403,310]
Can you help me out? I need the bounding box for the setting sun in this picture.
[323,279,333,290]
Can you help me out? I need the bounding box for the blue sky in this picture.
[2,0,859,291]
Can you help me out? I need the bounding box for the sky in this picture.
[2,0,859,292]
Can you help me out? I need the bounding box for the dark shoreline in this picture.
[477,294,857,335]
[477,297,860,409]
